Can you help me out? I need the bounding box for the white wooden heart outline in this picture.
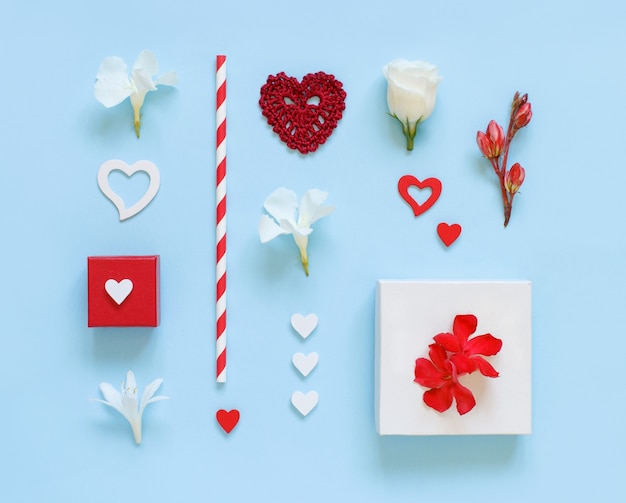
[291,391,319,416]
[292,352,319,377]
[97,159,161,221]
[105,278,133,305]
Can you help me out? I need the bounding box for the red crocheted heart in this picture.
[259,71,346,154]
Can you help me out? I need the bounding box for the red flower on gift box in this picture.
[414,343,477,415]
[414,314,502,415]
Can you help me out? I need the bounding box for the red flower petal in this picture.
[414,358,446,388]
[453,314,477,346]
[451,381,476,415]
[428,343,451,371]
[464,334,503,356]
[432,332,461,352]
[450,353,477,375]
[472,356,500,377]
[423,385,453,413]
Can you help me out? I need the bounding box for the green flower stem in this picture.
[404,126,415,151]
[391,115,422,151]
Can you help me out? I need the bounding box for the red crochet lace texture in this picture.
[259,71,347,154]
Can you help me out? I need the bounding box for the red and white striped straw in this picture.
[215,55,227,382]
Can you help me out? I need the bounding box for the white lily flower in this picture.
[258,187,335,276]
[94,50,177,137]
[93,370,168,445]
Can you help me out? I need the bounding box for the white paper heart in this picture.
[105,279,133,305]
[97,159,161,221]
[292,352,319,377]
[290,313,318,339]
[291,391,319,416]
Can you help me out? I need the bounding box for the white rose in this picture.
[383,59,442,150]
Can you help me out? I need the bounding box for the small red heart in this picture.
[437,223,462,247]
[397,175,442,217]
[259,72,346,154]
[216,409,240,434]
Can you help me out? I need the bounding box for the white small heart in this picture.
[97,159,161,221]
[105,279,133,305]
[290,313,318,339]
[291,391,319,416]
[292,352,319,377]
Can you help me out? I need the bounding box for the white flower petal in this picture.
[388,86,426,122]
[133,50,159,75]
[280,218,313,237]
[130,92,147,116]
[95,82,133,108]
[92,398,127,418]
[132,68,158,95]
[122,393,140,427]
[96,56,129,82]
[125,370,137,391]
[293,233,309,254]
[139,378,164,414]
[383,59,442,122]
[156,71,178,87]
[264,187,298,222]
[97,383,123,410]
[298,189,335,227]
[259,214,288,243]
[94,56,133,108]
[143,395,169,408]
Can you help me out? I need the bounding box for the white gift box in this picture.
[375,281,532,435]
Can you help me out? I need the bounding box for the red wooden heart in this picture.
[437,222,462,247]
[397,175,442,217]
[259,71,346,154]
[216,409,240,434]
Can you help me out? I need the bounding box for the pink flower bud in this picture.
[513,102,532,130]
[476,120,505,159]
[486,120,505,155]
[505,163,525,194]
[476,131,492,158]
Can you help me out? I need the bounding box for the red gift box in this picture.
[88,256,160,327]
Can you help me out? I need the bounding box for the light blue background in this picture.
[1,0,624,501]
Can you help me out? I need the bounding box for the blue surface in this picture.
[1,0,624,501]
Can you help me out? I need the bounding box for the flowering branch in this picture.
[476,92,532,226]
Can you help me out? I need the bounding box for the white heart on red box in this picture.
[97,159,161,221]
[105,278,133,305]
